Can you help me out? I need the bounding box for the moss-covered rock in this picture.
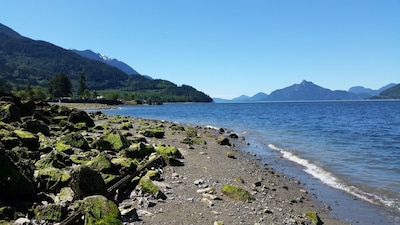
[156,145,183,159]
[55,187,75,204]
[221,184,252,202]
[305,211,322,225]
[80,195,122,225]
[0,149,35,201]
[59,132,90,151]
[139,125,165,138]
[121,142,155,159]
[0,103,20,123]
[85,153,114,173]
[70,165,107,198]
[34,167,71,193]
[104,129,130,151]
[138,175,166,199]
[35,150,71,169]
[0,206,15,221]
[12,130,39,150]
[119,122,133,130]
[34,203,67,222]
[1,136,20,149]
[67,110,95,127]
[21,119,50,136]
[217,136,231,146]
[111,157,137,174]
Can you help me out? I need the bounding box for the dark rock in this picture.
[0,148,35,201]
[68,110,95,127]
[229,133,239,139]
[217,136,231,146]
[35,150,71,169]
[0,103,21,123]
[12,130,39,151]
[0,206,15,220]
[21,119,50,136]
[70,165,107,198]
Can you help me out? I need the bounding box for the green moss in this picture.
[101,173,118,185]
[104,130,130,151]
[34,204,66,222]
[35,167,71,192]
[92,124,111,131]
[13,130,36,139]
[119,122,133,130]
[86,154,112,173]
[56,142,72,152]
[305,211,322,225]
[81,195,122,225]
[181,137,207,145]
[156,145,183,159]
[139,176,159,195]
[226,151,235,159]
[221,184,252,202]
[145,170,161,181]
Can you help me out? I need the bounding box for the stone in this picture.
[217,136,231,146]
[0,148,35,201]
[21,119,50,136]
[12,130,39,150]
[0,206,15,220]
[34,203,67,222]
[35,150,71,169]
[122,142,155,159]
[221,184,253,202]
[70,165,107,198]
[0,103,21,123]
[80,195,122,225]
[104,129,131,151]
[85,153,114,173]
[67,109,95,127]
[59,132,90,151]
[34,167,71,193]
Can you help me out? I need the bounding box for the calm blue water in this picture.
[99,101,400,224]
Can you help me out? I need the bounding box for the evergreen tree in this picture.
[77,72,87,98]
[48,73,72,98]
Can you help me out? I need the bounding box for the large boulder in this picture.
[85,153,115,174]
[21,119,50,136]
[34,203,67,222]
[120,142,155,159]
[70,165,107,198]
[68,110,95,127]
[35,150,71,169]
[34,167,71,193]
[103,129,130,151]
[80,195,122,225]
[12,130,39,150]
[0,148,35,201]
[59,132,90,151]
[0,103,21,123]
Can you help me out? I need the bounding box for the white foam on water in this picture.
[268,144,400,212]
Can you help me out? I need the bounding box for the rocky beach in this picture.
[0,96,349,225]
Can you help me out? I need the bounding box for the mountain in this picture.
[259,80,363,101]
[0,23,212,102]
[71,49,140,76]
[348,83,396,96]
[372,84,400,99]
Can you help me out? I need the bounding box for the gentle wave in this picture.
[268,144,400,212]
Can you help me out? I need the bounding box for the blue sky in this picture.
[1,0,399,99]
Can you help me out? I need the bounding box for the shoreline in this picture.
[73,104,347,224]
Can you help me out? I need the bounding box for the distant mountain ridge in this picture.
[213,81,398,102]
[71,49,140,76]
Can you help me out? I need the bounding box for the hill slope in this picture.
[0,23,212,102]
[373,84,400,99]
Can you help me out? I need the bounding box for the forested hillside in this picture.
[0,23,212,102]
